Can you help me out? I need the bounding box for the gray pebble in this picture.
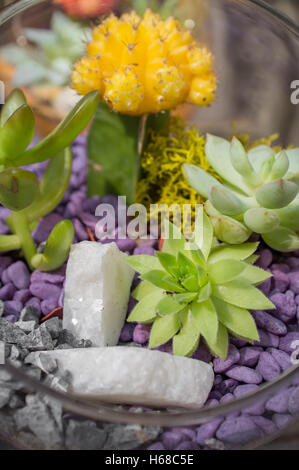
[20,306,40,323]
[103,423,161,450]
[26,324,54,351]
[14,321,37,334]
[65,419,107,450]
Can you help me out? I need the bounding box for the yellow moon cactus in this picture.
[71,9,216,115]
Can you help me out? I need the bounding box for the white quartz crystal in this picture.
[29,347,214,409]
[63,242,134,347]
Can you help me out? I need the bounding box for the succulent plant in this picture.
[0,88,99,271]
[184,134,299,252]
[0,12,91,87]
[126,208,274,359]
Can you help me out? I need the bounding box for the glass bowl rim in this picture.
[0,0,299,431]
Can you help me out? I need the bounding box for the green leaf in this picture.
[255,179,298,209]
[197,282,212,303]
[269,151,289,181]
[276,206,299,231]
[245,254,259,265]
[173,309,200,357]
[213,297,260,341]
[0,169,39,211]
[209,213,252,245]
[141,270,185,292]
[285,149,299,179]
[230,137,259,186]
[244,208,280,234]
[183,163,222,199]
[177,251,198,287]
[239,264,272,285]
[192,299,219,346]
[13,91,100,166]
[87,101,140,205]
[126,254,161,274]
[22,147,72,223]
[248,145,275,174]
[174,292,198,303]
[0,88,27,126]
[156,295,184,316]
[205,134,251,196]
[209,185,246,216]
[149,312,181,349]
[128,290,164,323]
[207,322,229,360]
[212,280,275,310]
[208,242,259,264]
[155,251,178,277]
[193,206,213,260]
[0,234,21,252]
[0,105,35,159]
[262,226,299,252]
[31,220,74,271]
[162,220,185,256]
[132,281,161,301]
[208,259,246,284]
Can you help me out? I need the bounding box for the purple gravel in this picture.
[226,366,263,385]
[256,352,281,381]
[7,261,30,290]
[216,416,262,445]
[213,345,240,373]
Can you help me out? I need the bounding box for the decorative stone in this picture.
[63,242,134,347]
[29,347,214,409]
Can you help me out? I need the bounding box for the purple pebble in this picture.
[239,347,262,367]
[192,343,212,363]
[220,393,234,403]
[288,386,299,415]
[33,213,63,244]
[133,324,150,344]
[271,263,290,274]
[216,416,262,445]
[259,277,272,296]
[279,332,299,354]
[251,416,277,435]
[205,399,219,408]
[161,432,183,449]
[0,256,12,276]
[25,297,41,315]
[7,261,30,290]
[265,388,293,413]
[119,323,134,342]
[116,238,136,252]
[226,366,263,384]
[254,329,279,348]
[31,270,65,285]
[272,270,289,292]
[78,212,98,231]
[252,310,287,336]
[218,379,238,395]
[214,344,240,373]
[176,441,198,450]
[1,269,10,284]
[267,348,292,371]
[256,352,281,381]
[0,283,16,301]
[147,442,165,451]
[82,196,102,213]
[256,249,272,269]
[270,291,297,322]
[4,300,22,319]
[133,246,155,256]
[196,418,223,445]
[72,218,89,241]
[289,272,299,294]
[30,282,61,302]
[272,413,292,429]
[234,384,264,416]
[13,289,31,304]
[41,298,58,316]
[286,257,299,271]
[231,337,248,348]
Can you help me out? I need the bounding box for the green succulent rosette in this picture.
[126,208,275,359]
[184,134,299,252]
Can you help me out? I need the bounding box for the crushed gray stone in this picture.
[42,318,62,340]
[65,419,107,450]
[26,325,54,351]
[15,321,36,334]
[0,318,31,348]
[103,423,162,450]
[20,306,40,323]
[0,301,4,318]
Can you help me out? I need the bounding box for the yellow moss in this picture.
[135,116,218,226]
[237,133,283,153]
[71,9,216,115]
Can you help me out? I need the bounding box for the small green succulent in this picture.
[0,88,99,271]
[126,208,274,359]
[0,12,91,87]
[184,134,299,252]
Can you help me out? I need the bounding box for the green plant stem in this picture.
[0,234,21,252]
[11,211,37,270]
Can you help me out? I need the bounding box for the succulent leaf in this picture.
[173,309,201,357]
[208,242,259,264]
[126,254,161,274]
[0,169,39,211]
[207,322,229,360]
[239,264,272,285]
[247,145,275,173]
[0,89,27,126]
[192,299,218,345]
[208,259,246,284]
[162,220,185,256]
[209,185,246,216]
[244,207,280,234]
[285,149,299,179]
[212,280,275,310]
[262,226,299,252]
[269,150,289,181]
[149,312,181,349]
[157,295,184,316]
[255,179,298,209]
[276,206,299,231]
[132,280,160,301]
[31,220,74,271]
[0,105,35,159]
[128,290,164,322]
[141,270,185,293]
[183,163,221,199]
[192,206,213,260]
[230,137,259,186]
[213,297,260,342]
[209,213,252,244]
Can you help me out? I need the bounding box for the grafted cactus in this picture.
[184,134,299,252]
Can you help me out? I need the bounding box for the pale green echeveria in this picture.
[184,134,299,252]
[126,208,274,360]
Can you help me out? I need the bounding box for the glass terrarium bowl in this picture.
[0,0,299,451]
